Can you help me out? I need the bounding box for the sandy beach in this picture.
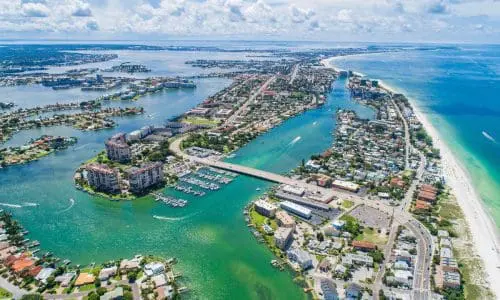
[322,57,500,296]
[409,96,500,297]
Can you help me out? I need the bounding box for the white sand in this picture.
[409,95,500,297]
[322,57,500,296]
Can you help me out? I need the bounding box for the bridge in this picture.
[169,136,347,202]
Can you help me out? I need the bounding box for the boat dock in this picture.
[150,192,188,208]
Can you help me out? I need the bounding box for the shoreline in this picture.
[374,78,500,296]
[408,93,500,296]
[322,56,500,295]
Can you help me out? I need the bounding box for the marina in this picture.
[171,167,238,197]
[150,192,188,208]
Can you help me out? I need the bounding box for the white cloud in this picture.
[0,0,498,42]
[23,3,50,17]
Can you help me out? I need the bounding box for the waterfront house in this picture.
[152,274,167,288]
[120,258,140,271]
[55,272,76,287]
[35,267,55,283]
[28,265,43,278]
[11,257,35,273]
[286,248,313,270]
[74,272,95,286]
[144,262,165,277]
[99,266,117,281]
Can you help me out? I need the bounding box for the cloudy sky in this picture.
[0,0,499,43]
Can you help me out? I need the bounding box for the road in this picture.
[224,75,275,126]
[289,64,299,85]
[390,97,410,170]
[44,280,141,300]
[0,276,27,299]
[170,132,434,299]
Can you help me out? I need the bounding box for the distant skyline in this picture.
[0,0,499,43]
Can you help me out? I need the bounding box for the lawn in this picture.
[341,200,355,209]
[181,117,220,127]
[78,284,96,292]
[355,228,388,246]
[0,287,12,299]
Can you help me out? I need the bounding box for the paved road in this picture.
[390,97,410,170]
[225,75,275,126]
[289,64,299,85]
[171,132,434,299]
[0,277,27,299]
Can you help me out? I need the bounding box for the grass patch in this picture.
[355,228,388,246]
[439,200,464,220]
[78,284,96,292]
[181,117,220,127]
[342,200,355,209]
[0,287,12,299]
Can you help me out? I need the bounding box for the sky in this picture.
[0,0,499,43]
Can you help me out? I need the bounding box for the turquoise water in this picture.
[331,45,500,226]
[0,59,371,298]
[3,42,498,298]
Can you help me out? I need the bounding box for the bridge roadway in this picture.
[170,137,433,299]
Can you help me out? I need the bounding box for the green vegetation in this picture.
[181,117,220,127]
[0,288,12,299]
[181,132,256,154]
[340,215,362,236]
[341,200,355,209]
[355,228,388,246]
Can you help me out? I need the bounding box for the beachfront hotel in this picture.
[127,162,164,193]
[85,163,120,193]
[105,133,131,162]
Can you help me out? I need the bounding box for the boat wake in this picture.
[288,136,301,146]
[0,203,22,208]
[153,212,200,222]
[482,131,497,144]
[57,198,75,214]
[22,202,39,207]
[74,144,90,151]
[312,121,318,126]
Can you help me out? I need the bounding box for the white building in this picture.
[254,200,277,218]
[342,253,374,266]
[282,185,305,196]
[332,180,360,192]
[35,268,55,283]
[286,248,313,270]
[144,262,165,277]
[280,201,312,219]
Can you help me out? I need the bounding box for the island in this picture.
[0,135,77,167]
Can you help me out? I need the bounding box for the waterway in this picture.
[0,66,371,298]
[328,45,500,228]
